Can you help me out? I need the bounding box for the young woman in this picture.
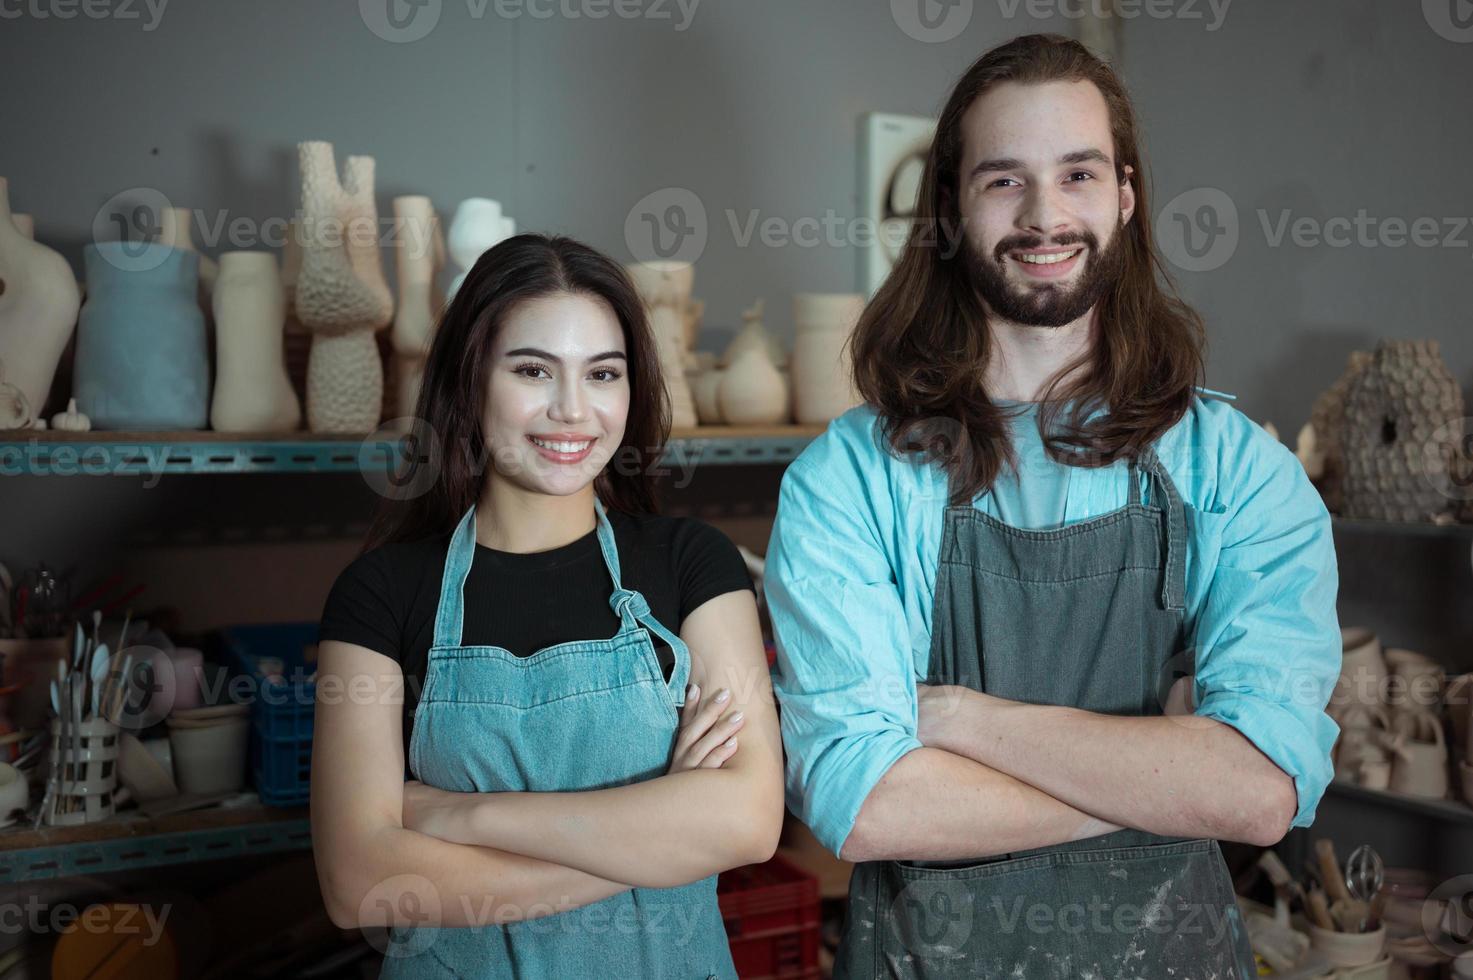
[312,234,784,979]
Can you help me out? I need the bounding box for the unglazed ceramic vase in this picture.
[791,292,864,424]
[210,251,300,432]
[0,177,80,422]
[158,205,218,300]
[1384,647,1444,718]
[691,367,725,424]
[718,347,788,425]
[721,298,787,369]
[446,198,515,299]
[75,242,209,430]
[625,260,697,429]
[390,196,445,425]
[294,142,394,433]
[1333,627,1388,721]
[1385,711,1448,799]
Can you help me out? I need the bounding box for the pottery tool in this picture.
[1315,839,1353,906]
[1306,886,1335,931]
[88,644,109,718]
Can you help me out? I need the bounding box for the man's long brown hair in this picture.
[851,33,1206,505]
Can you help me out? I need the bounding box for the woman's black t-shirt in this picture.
[318,510,754,775]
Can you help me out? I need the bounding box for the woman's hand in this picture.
[667,683,745,773]
[402,779,476,844]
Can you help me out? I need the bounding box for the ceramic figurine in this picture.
[391,196,446,425]
[446,198,516,299]
[0,177,81,423]
[293,142,394,433]
[625,261,698,429]
[791,293,864,424]
[211,251,300,432]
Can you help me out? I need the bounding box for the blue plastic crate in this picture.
[219,622,318,807]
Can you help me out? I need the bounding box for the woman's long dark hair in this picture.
[361,233,669,552]
[851,33,1206,505]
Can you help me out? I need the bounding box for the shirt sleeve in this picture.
[1190,423,1341,828]
[765,449,923,857]
[671,518,755,622]
[318,547,404,664]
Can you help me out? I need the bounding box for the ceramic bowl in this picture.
[117,733,178,803]
[1309,924,1386,967]
[168,717,248,795]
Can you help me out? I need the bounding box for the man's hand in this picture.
[916,684,1011,753]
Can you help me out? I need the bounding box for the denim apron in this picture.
[379,498,738,980]
[835,450,1256,980]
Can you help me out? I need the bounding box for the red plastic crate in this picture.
[718,853,821,980]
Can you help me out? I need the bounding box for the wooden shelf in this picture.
[1324,779,1473,824]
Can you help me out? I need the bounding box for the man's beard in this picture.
[964,219,1127,328]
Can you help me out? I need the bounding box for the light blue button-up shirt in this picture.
[765,394,1341,857]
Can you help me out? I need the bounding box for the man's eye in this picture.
[988,177,1020,189]
[1067,171,1095,182]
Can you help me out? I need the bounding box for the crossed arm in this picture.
[312,590,783,930]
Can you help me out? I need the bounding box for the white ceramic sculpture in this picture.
[446,198,516,299]
[791,293,864,424]
[625,261,698,429]
[0,177,81,423]
[293,141,394,433]
[721,298,788,369]
[211,251,301,432]
[719,347,788,425]
[391,196,446,425]
[691,368,725,424]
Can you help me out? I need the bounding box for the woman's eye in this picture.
[514,363,551,380]
[589,368,623,383]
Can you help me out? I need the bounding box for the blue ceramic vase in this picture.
[75,242,210,430]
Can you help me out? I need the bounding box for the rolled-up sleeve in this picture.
[1191,431,1341,828]
[766,451,923,857]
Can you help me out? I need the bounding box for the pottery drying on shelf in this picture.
[0,177,81,424]
[446,198,516,300]
[157,205,218,304]
[211,251,301,432]
[390,195,446,425]
[1308,351,1372,512]
[720,298,787,369]
[1340,340,1463,522]
[625,260,698,429]
[791,292,864,424]
[75,241,210,430]
[1383,709,1448,799]
[1333,627,1388,722]
[718,347,788,426]
[293,141,394,433]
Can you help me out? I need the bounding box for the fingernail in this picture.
[686,684,698,698]
[724,737,736,747]
[714,688,730,703]
[728,711,744,724]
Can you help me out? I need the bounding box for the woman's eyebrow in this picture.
[503,347,627,362]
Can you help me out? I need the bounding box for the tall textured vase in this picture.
[390,196,444,426]
[0,177,81,423]
[791,293,864,424]
[211,251,300,432]
[74,242,209,430]
[625,261,698,429]
[294,141,394,433]
[1341,340,1464,522]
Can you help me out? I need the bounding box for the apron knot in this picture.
[610,587,650,621]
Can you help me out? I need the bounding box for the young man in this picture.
[766,34,1339,979]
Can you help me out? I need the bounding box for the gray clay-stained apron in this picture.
[835,450,1257,980]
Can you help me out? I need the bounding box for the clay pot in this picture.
[1333,628,1388,721]
[791,293,864,424]
[718,348,787,425]
[1309,924,1386,968]
[1384,648,1444,717]
[625,261,697,429]
[0,177,81,421]
[390,195,445,422]
[1385,712,1448,799]
[211,252,300,432]
[691,368,725,424]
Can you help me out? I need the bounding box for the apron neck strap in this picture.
[431,497,626,649]
[1134,449,1188,612]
